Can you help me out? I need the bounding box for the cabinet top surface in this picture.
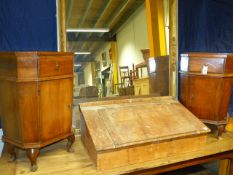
[80,96,210,151]
[181,52,233,58]
[180,52,233,75]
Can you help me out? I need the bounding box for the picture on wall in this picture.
[102,52,107,67]
[95,61,100,71]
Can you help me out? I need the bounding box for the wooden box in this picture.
[0,52,75,171]
[179,53,233,137]
[80,96,210,170]
[79,86,98,98]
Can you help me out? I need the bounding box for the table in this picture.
[14,132,233,175]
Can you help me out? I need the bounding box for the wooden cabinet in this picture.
[133,77,149,95]
[133,56,169,96]
[148,56,169,96]
[179,53,233,137]
[0,52,75,171]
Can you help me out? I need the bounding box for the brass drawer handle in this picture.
[55,62,61,71]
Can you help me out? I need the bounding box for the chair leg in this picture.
[67,134,75,152]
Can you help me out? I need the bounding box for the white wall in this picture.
[87,3,149,85]
[73,73,79,97]
[117,3,149,70]
[84,63,93,86]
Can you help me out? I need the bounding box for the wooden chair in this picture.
[119,66,131,87]
[135,62,147,79]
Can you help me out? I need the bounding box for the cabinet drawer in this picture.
[39,56,73,77]
[189,57,225,73]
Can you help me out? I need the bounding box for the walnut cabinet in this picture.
[0,52,75,171]
[179,53,233,137]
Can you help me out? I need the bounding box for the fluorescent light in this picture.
[67,28,109,33]
[74,52,91,55]
[74,64,82,67]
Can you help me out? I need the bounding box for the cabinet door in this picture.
[133,78,149,95]
[39,78,73,142]
[134,85,141,95]
[141,83,149,95]
[188,75,227,122]
[188,75,217,121]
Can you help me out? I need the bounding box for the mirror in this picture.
[65,0,171,100]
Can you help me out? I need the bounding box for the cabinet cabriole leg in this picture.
[67,134,75,152]
[7,143,16,162]
[26,148,40,172]
[217,124,225,139]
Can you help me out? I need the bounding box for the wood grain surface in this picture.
[1,132,231,175]
[80,96,210,170]
[179,53,233,137]
[80,96,210,151]
[0,52,75,171]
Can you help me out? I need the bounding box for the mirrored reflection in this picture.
[65,0,170,99]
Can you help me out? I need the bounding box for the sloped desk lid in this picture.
[80,96,210,152]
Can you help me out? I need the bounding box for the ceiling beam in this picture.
[92,0,111,27]
[97,0,134,39]
[67,33,116,42]
[75,55,95,62]
[81,42,101,61]
[110,0,139,29]
[72,0,93,49]
[79,0,129,60]
[69,0,145,72]
[66,0,74,26]
[77,0,94,27]
[111,0,145,35]
[80,0,112,51]
[104,0,130,28]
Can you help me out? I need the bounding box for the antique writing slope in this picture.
[80,96,210,170]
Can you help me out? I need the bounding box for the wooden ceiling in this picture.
[66,0,145,68]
